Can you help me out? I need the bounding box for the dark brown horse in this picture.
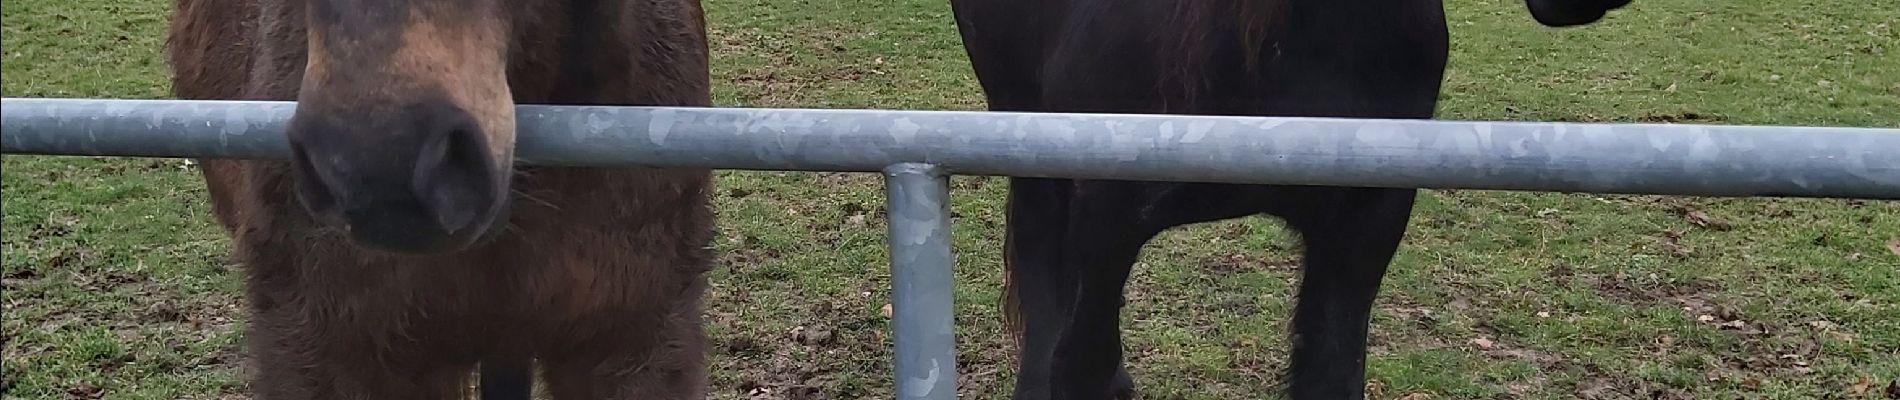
[947,0,1630,398]
[165,0,716,397]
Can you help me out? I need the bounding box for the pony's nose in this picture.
[285,100,504,253]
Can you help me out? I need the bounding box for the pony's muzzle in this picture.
[286,99,509,254]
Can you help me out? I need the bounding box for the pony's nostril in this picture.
[289,140,342,217]
[412,121,497,234]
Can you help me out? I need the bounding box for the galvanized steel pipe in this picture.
[882,163,959,400]
[5,97,1899,199]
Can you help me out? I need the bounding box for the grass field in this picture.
[3,0,1897,398]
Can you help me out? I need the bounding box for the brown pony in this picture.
[165,0,716,397]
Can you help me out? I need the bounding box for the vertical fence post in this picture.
[883,162,959,400]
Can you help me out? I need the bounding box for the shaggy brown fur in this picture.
[164,0,716,397]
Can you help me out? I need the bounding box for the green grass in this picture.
[3,0,1898,398]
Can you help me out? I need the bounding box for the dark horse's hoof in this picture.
[1525,0,1633,27]
[1111,368,1137,400]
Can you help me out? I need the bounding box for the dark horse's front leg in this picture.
[1270,187,1417,399]
[1006,179,1279,400]
[1007,181,1415,400]
[1004,177,1144,400]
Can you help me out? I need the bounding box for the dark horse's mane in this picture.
[1155,0,1287,111]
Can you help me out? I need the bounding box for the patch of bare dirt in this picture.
[1669,205,1733,231]
[706,292,990,400]
[2,268,40,289]
[711,27,874,107]
[46,246,99,271]
[1591,274,1850,386]
[1573,376,1693,400]
[1197,251,1297,275]
[725,322,874,400]
[27,212,82,241]
[1638,112,1723,124]
[68,268,142,292]
[1591,273,1717,309]
[1550,114,1612,123]
[1655,229,1695,259]
[1590,273,1778,335]
[949,175,993,191]
[65,382,103,400]
[1466,335,1565,370]
[1202,252,1252,274]
[1544,263,1580,287]
[718,235,785,277]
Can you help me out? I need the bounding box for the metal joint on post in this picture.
[882,162,958,400]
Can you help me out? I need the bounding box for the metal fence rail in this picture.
[5,97,1899,400]
[8,98,1899,199]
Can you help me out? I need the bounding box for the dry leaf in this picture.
[1471,337,1495,350]
[1398,393,1434,400]
[1848,376,1874,397]
[1741,376,1763,389]
[1662,241,1695,258]
[1682,209,1732,230]
[1886,238,1900,258]
[1830,331,1857,343]
[1649,335,1679,350]
[1507,383,1533,395]
[1536,311,1551,318]
[880,303,893,318]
